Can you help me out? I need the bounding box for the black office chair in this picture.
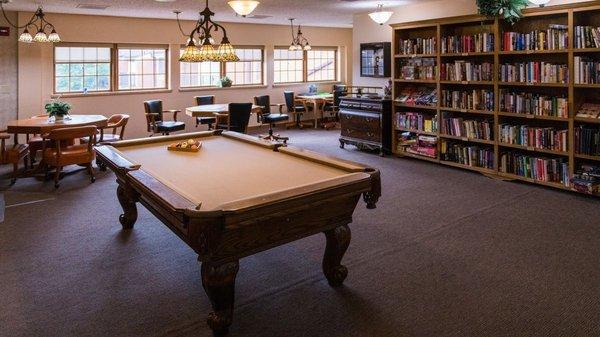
[322,89,346,130]
[194,95,216,130]
[216,103,252,133]
[254,95,289,144]
[333,84,348,94]
[143,100,186,136]
[284,91,311,128]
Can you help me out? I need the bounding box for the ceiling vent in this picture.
[76,4,110,10]
[246,14,273,19]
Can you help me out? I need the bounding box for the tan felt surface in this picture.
[116,136,349,210]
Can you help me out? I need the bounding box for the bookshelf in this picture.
[391,1,600,196]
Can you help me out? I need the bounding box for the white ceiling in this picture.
[1,0,436,28]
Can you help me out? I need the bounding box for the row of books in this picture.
[499,62,569,84]
[440,140,494,169]
[501,25,568,51]
[574,57,600,84]
[441,117,493,140]
[397,133,438,158]
[440,89,494,112]
[440,33,494,54]
[571,164,600,195]
[574,126,600,157]
[574,26,600,49]
[500,152,570,186]
[440,61,493,82]
[399,58,436,80]
[576,103,600,120]
[398,38,436,55]
[395,86,437,107]
[498,124,568,152]
[499,90,568,118]
[395,112,438,133]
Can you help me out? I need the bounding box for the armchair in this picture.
[81,114,130,144]
[284,91,311,129]
[0,131,29,185]
[42,126,97,189]
[194,95,217,130]
[254,95,289,144]
[143,100,185,136]
[216,103,253,133]
[322,89,346,130]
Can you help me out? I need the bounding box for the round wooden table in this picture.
[6,114,108,136]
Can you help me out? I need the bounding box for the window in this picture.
[274,48,304,84]
[117,47,167,90]
[307,49,336,82]
[225,48,263,86]
[180,47,264,88]
[54,46,111,93]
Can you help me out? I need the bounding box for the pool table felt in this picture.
[115,136,356,210]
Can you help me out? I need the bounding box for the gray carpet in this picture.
[1,128,599,337]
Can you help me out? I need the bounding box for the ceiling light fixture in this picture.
[228,1,260,17]
[529,0,550,7]
[0,1,61,43]
[288,18,311,51]
[175,0,239,63]
[369,4,393,25]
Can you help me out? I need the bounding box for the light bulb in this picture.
[228,1,260,17]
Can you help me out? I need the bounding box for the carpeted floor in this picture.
[1,128,599,337]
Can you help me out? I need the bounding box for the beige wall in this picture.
[18,13,353,138]
[0,11,18,128]
[352,0,596,88]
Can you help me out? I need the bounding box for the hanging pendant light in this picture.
[288,18,311,52]
[369,4,393,25]
[175,1,239,63]
[529,0,550,7]
[1,4,61,43]
[228,1,260,17]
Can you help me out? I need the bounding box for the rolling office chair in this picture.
[194,95,217,130]
[216,103,253,133]
[283,91,311,128]
[322,89,346,130]
[254,95,289,144]
[143,100,185,136]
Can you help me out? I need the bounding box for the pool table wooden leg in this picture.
[322,224,351,287]
[117,182,139,229]
[200,259,240,337]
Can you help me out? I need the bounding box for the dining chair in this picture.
[216,103,253,133]
[284,91,311,128]
[26,114,49,167]
[194,95,217,130]
[42,126,97,189]
[0,131,29,185]
[80,114,130,144]
[254,95,289,143]
[144,100,185,136]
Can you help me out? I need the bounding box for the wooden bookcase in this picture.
[391,1,600,194]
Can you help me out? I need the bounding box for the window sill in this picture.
[272,81,341,88]
[51,88,172,98]
[179,85,268,92]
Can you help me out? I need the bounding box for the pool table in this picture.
[95,130,380,336]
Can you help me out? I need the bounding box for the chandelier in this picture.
[176,0,239,63]
[369,4,393,26]
[288,18,311,51]
[0,3,61,43]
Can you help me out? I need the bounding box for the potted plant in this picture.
[220,76,233,88]
[45,100,71,121]
[477,0,529,25]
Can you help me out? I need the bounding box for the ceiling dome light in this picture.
[369,4,393,25]
[228,1,260,17]
[529,0,550,7]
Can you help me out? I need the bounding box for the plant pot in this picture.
[54,115,64,121]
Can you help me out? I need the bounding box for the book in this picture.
[574,126,600,156]
[500,152,569,186]
[441,32,494,53]
[574,26,600,49]
[498,124,568,152]
[398,37,436,55]
[576,103,600,119]
[441,140,494,169]
[395,112,438,132]
[502,25,568,51]
[399,58,437,80]
[571,164,600,195]
[440,60,493,82]
[395,86,437,107]
[440,89,494,111]
[499,89,568,118]
[574,56,600,84]
[441,115,493,140]
[500,62,569,84]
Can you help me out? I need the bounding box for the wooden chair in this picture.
[42,126,97,189]
[284,91,311,128]
[0,131,29,185]
[26,114,49,167]
[194,95,217,130]
[216,103,253,133]
[143,100,185,136]
[81,114,129,144]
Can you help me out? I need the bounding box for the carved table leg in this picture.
[200,260,240,337]
[117,183,138,229]
[322,225,351,287]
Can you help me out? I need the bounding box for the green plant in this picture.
[477,0,529,25]
[45,100,71,117]
[220,76,233,88]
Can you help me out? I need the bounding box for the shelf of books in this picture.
[391,1,600,196]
